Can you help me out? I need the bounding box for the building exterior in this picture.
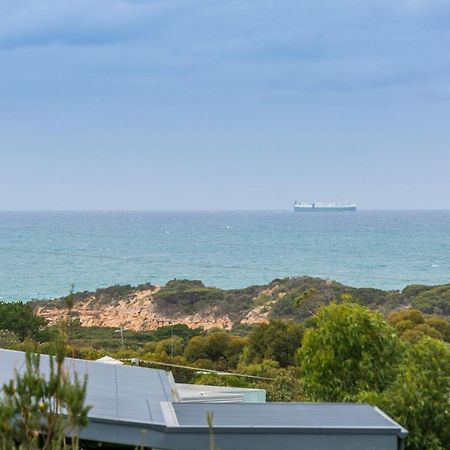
[0,349,407,450]
[175,382,266,403]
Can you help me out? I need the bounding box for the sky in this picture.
[1,0,450,210]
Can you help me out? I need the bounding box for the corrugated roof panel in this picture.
[0,349,173,425]
[0,349,408,448]
[172,403,403,430]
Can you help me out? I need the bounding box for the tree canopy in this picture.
[387,308,450,342]
[245,320,304,367]
[381,337,450,450]
[298,302,401,401]
[0,302,47,341]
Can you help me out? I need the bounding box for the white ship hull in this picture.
[294,202,357,212]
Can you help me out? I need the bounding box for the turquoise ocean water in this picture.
[0,210,449,301]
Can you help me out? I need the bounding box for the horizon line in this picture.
[0,208,450,213]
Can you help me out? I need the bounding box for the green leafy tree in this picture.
[381,338,450,450]
[298,302,401,401]
[265,368,304,402]
[155,336,185,356]
[0,302,47,341]
[0,292,90,450]
[184,335,210,362]
[425,316,450,342]
[236,359,280,379]
[223,336,248,369]
[246,320,304,367]
[205,332,231,361]
[183,332,246,370]
[0,330,19,348]
[396,283,450,316]
[388,309,450,343]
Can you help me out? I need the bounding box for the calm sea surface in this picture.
[0,210,449,301]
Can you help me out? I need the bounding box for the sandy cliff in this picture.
[33,275,421,332]
[33,285,267,331]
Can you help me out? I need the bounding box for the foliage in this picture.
[56,323,203,351]
[264,368,304,402]
[30,284,153,312]
[0,330,19,348]
[184,335,210,362]
[401,284,450,316]
[236,359,281,379]
[193,373,249,388]
[8,276,450,449]
[269,277,400,321]
[298,302,402,401]
[27,277,450,338]
[0,302,47,341]
[154,336,185,356]
[380,338,450,450]
[388,309,450,342]
[184,331,247,370]
[426,316,450,342]
[153,280,225,315]
[153,279,263,322]
[245,320,303,367]
[0,344,90,450]
[150,323,203,341]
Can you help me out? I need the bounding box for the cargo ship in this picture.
[294,201,357,212]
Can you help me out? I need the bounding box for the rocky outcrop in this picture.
[33,275,423,332]
[34,286,239,331]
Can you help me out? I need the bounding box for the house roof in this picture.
[172,402,404,430]
[96,355,124,365]
[176,382,266,403]
[0,348,174,425]
[0,349,407,450]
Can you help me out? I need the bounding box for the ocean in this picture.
[0,210,449,301]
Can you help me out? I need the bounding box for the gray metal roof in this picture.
[175,383,266,403]
[172,402,403,430]
[0,348,174,425]
[0,349,407,450]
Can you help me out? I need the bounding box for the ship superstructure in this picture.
[294,201,357,212]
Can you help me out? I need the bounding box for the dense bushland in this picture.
[1,278,450,449]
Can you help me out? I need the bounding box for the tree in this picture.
[381,338,450,450]
[151,323,203,341]
[0,293,90,450]
[0,344,90,450]
[265,368,304,402]
[0,330,19,348]
[223,336,248,369]
[206,332,231,361]
[388,309,450,343]
[298,302,401,401]
[155,336,185,356]
[246,320,304,367]
[183,332,246,370]
[0,302,47,341]
[409,284,450,316]
[426,316,450,342]
[184,335,209,362]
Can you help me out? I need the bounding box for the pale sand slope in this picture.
[33,286,273,331]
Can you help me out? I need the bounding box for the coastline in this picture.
[28,276,450,332]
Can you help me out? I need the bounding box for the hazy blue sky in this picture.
[1,0,450,210]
